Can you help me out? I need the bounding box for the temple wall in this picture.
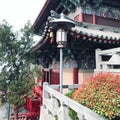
[63,68,94,85]
[78,70,94,84]
[63,68,73,85]
[62,68,93,93]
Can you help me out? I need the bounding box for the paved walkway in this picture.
[0,103,11,120]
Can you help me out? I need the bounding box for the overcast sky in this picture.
[0,0,46,31]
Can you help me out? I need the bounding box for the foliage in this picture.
[68,107,79,120]
[65,90,79,120]
[33,64,42,80]
[54,115,58,120]
[71,72,120,120]
[56,98,61,107]
[0,20,36,107]
[65,90,74,98]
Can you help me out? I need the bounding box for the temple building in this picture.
[32,0,120,85]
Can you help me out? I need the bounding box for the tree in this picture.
[0,20,36,117]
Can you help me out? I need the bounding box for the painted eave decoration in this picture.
[32,0,120,34]
[31,10,120,52]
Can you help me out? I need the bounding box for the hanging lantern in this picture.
[56,29,67,48]
[49,12,75,48]
[50,31,54,38]
[50,38,54,44]
[50,31,54,44]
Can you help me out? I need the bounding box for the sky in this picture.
[0,0,46,71]
[0,0,46,31]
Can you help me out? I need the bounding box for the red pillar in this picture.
[50,69,59,85]
[51,69,55,84]
[93,14,96,24]
[79,12,83,22]
[73,68,78,84]
[49,69,52,84]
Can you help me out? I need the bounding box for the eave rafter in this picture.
[32,10,120,54]
[71,25,120,44]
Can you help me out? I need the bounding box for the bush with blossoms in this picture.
[71,72,120,120]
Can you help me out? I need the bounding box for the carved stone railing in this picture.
[95,47,120,73]
[40,82,106,120]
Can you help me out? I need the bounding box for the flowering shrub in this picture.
[71,72,120,120]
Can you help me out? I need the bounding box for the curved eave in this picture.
[32,0,61,34]
[71,22,120,44]
[31,36,49,53]
[32,11,120,53]
[31,38,43,53]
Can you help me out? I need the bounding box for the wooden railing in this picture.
[40,82,106,120]
[10,113,39,120]
[10,116,27,120]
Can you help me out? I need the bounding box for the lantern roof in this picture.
[49,13,75,30]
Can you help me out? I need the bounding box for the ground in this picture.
[0,103,12,120]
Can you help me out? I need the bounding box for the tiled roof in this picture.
[32,11,120,52]
[72,24,120,41]
[50,10,120,42]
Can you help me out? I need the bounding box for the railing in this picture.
[40,82,106,120]
[10,115,27,120]
[95,48,120,73]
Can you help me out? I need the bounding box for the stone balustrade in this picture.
[40,82,106,120]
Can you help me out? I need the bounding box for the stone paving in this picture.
[0,103,11,120]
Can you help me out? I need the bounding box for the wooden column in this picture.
[73,68,78,84]
[51,69,54,84]
[51,69,59,84]
[41,69,44,85]
[93,14,96,24]
[45,69,49,83]
[79,12,83,22]
[49,69,52,84]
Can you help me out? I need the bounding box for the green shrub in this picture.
[65,90,79,120]
[54,115,58,120]
[68,107,79,120]
[71,72,120,120]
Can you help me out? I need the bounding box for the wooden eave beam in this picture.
[103,0,120,8]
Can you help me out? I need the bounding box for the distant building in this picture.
[32,0,120,85]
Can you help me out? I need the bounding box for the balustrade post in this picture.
[77,113,86,120]
[95,49,101,70]
[59,103,65,120]
[43,82,49,105]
